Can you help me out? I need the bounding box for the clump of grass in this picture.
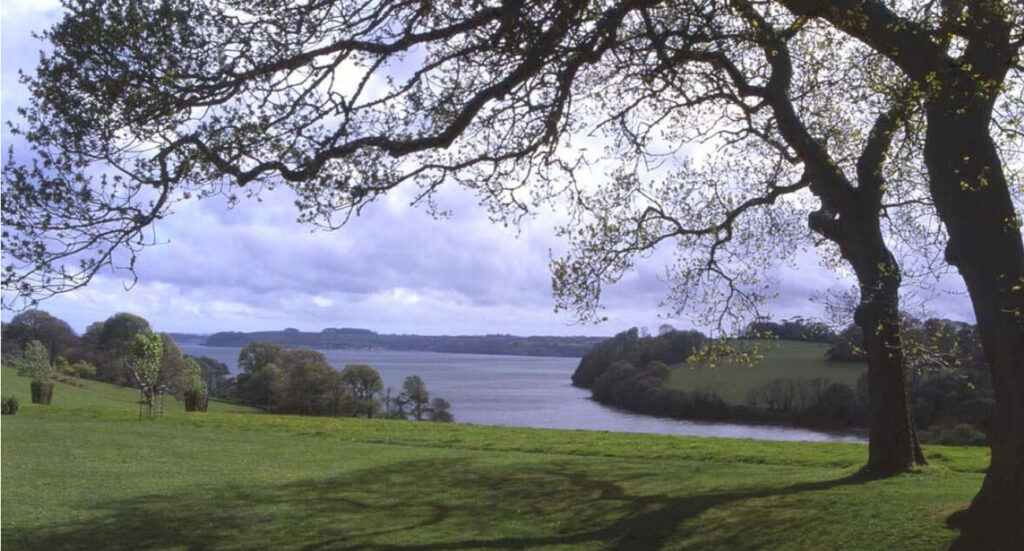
[1,395,20,415]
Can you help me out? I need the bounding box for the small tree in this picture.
[17,340,57,404]
[17,340,55,382]
[427,399,454,423]
[340,364,382,419]
[182,356,208,412]
[55,357,96,385]
[381,387,407,420]
[400,376,430,421]
[128,332,163,420]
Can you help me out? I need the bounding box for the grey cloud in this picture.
[0,1,977,337]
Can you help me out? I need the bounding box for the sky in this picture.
[0,1,977,337]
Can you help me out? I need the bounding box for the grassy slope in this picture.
[2,368,986,550]
[667,341,866,404]
[0,367,257,414]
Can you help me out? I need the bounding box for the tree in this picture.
[325,370,348,417]
[158,333,186,400]
[97,313,152,383]
[16,339,58,405]
[128,331,163,420]
[16,340,57,384]
[235,341,286,408]
[767,4,1024,546]
[340,364,383,418]
[277,348,335,415]
[2,1,1022,544]
[427,398,454,423]
[181,356,208,412]
[400,375,430,421]
[191,355,232,398]
[2,310,78,366]
[827,325,867,363]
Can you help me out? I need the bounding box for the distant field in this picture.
[667,340,866,404]
[0,367,257,414]
[2,363,986,550]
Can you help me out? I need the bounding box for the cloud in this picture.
[0,1,977,338]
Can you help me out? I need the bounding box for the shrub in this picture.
[927,423,988,446]
[16,340,57,384]
[1,395,19,415]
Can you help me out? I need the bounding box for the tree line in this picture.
[205,328,606,358]
[2,310,451,422]
[2,310,206,416]
[230,341,452,421]
[576,318,994,443]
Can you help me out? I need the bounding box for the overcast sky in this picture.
[0,1,977,337]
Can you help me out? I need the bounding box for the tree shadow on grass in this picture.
[4,458,871,551]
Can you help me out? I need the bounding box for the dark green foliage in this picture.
[181,356,207,407]
[590,360,746,423]
[400,375,430,420]
[157,334,186,400]
[235,342,287,407]
[191,356,232,398]
[232,343,355,417]
[571,328,640,388]
[428,398,454,423]
[2,395,20,414]
[826,325,866,362]
[184,391,209,413]
[382,379,453,422]
[592,361,866,429]
[924,424,988,447]
[572,328,705,389]
[744,318,836,344]
[911,371,994,434]
[275,349,342,416]
[1,310,78,365]
[96,313,152,383]
[340,364,383,418]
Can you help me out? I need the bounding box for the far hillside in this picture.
[204,328,607,358]
[666,340,864,404]
[572,320,993,443]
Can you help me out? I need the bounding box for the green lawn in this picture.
[0,367,257,414]
[667,341,866,404]
[2,366,985,550]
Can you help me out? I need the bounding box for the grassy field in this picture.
[0,367,257,414]
[2,367,986,550]
[667,341,866,404]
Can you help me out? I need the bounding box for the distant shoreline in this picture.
[172,328,607,359]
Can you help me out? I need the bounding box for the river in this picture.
[180,345,865,443]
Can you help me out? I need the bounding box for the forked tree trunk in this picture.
[814,207,925,475]
[926,109,1024,550]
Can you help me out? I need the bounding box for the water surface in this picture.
[180,345,865,443]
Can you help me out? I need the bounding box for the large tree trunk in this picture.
[925,108,1024,550]
[812,210,925,475]
[853,273,924,474]
[849,247,924,474]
